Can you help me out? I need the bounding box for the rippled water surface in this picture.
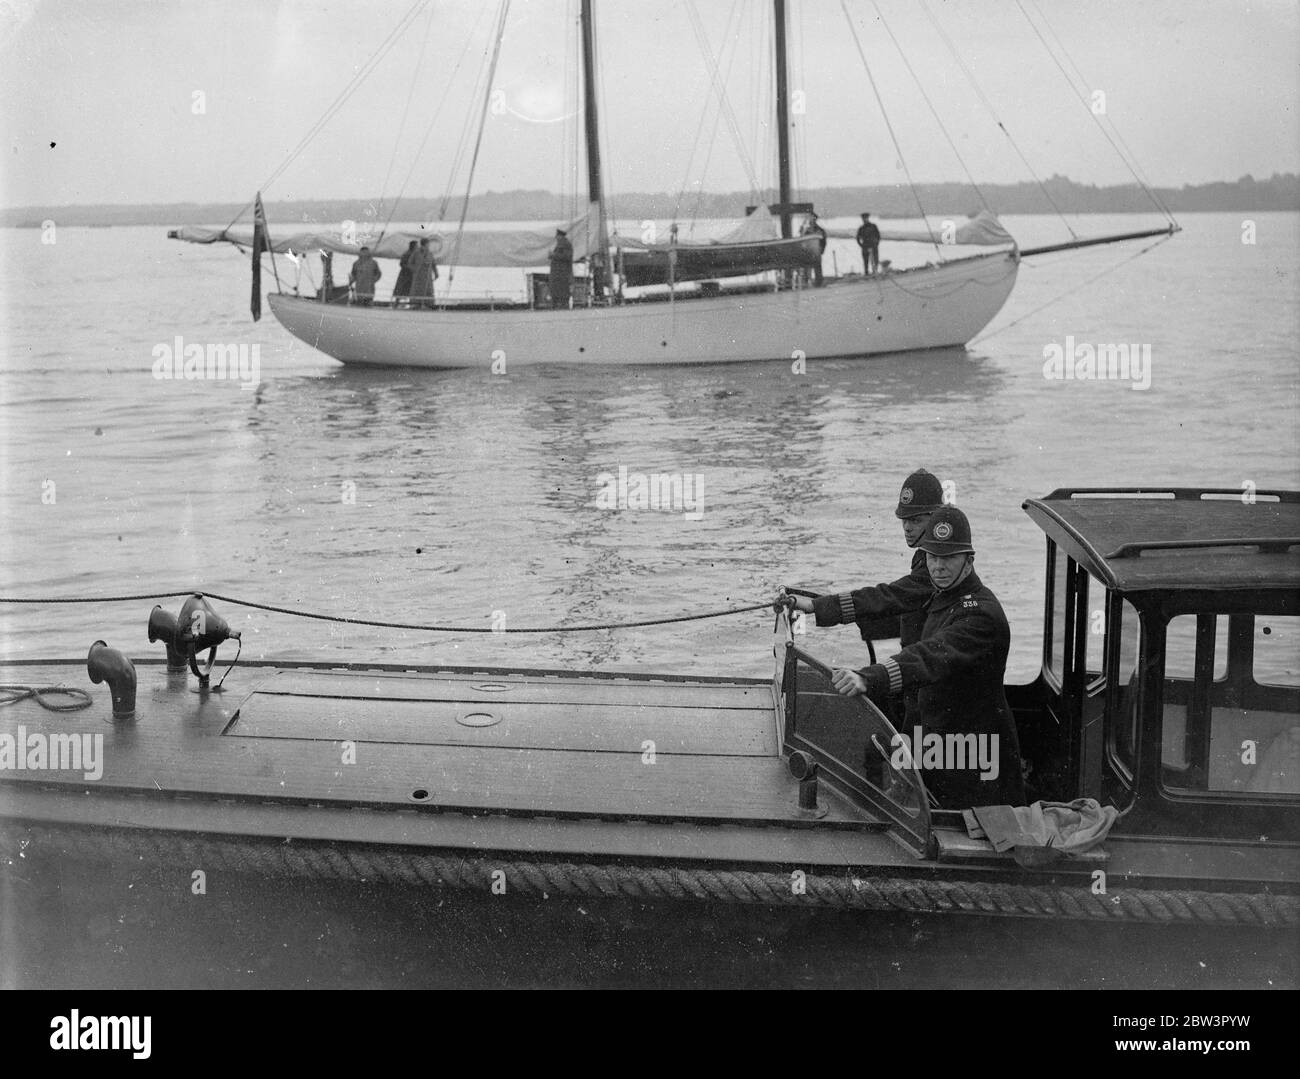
[1,213,1297,989]
[3,213,1296,682]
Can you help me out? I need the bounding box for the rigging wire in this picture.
[596,7,619,234]
[970,232,1176,346]
[383,3,494,239]
[439,8,503,223]
[568,0,581,228]
[685,0,749,228]
[439,43,493,222]
[871,0,991,214]
[918,0,1077,240]
[684,0,761,209]
[224,0,433,231]
[1021,0,1177,226]
[839,0,943,259]
[374,2,438,244]
[448,0,513,283]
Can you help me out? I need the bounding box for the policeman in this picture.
[780,468,945,725]
[829,506,1025,809]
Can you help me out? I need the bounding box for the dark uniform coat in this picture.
[857,570,1025,810]
[549,235,574,307]
[810,550,932,725]
[393,245,417,298]
[411,247,438,303]
[349,254,382,300]
[856,221,881,251]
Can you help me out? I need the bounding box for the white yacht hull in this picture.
[267,252,1019,368]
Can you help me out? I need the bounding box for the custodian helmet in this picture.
[895,469,945,519]
[917,505,975,556]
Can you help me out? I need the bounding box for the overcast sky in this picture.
[1,0,1297,210]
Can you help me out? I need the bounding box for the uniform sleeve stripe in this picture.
[883,658,903,694]
[838,593,854,625]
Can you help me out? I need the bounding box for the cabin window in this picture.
[1164,614,1228,682]
[1160,613,1300,798]
[1046,548,1070,686]
[1085,595,1106,681]
[1108,599,1143,770]
[1254,615,1300,687]
[1160,614,1227,773]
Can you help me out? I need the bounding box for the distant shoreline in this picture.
[4,174,1296,228]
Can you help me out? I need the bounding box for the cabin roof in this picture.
[1022,488,1300,593]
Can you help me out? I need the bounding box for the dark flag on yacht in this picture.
[251,193,269,321]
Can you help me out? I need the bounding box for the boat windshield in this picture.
[774,618,932,848]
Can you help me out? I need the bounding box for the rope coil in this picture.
[0,685,93,712]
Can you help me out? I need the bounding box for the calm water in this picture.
[1,211,1297,987]
[3,212,1296,681]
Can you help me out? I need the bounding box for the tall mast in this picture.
[580,0,611,293]
[773,0,792,239]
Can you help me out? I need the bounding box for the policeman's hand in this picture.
[776,591,813,614]
[831,668,867,696]
[773,589,810,614]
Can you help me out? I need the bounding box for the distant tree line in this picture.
[5,173,1296,227]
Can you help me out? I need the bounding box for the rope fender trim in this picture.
[4,823,1297,927]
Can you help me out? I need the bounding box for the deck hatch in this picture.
[225,669,777,756]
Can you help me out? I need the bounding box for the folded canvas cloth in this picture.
[969,798,1118,865]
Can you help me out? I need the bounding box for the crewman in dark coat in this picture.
[349,246,382,306]
[856,212,881,274]
[780,468,945,726]
[549,229,574,308]
[829,506,1025,809]
[800,212,828,286]
[410,237,438,308]
[393,240,417,304]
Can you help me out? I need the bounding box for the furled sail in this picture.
[169,205,601,268]
[611,207,820,286]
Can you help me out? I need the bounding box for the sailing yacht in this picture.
[171,0,1176,369]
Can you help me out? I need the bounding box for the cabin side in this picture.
[1017,488,1300,843]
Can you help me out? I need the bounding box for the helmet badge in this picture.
[933,522,953,541]
[900,487,914,505]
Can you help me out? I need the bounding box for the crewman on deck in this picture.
[828,506,1026,810]
[778,468,946,726]
[549,229,574,308]
[349,246,382,306]
[410,237,438,308]
[856,212,881,275]
[393,240,417,305]
[800,212,828,286]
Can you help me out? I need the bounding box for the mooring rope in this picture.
[0,591,771,634]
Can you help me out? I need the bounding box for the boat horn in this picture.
[87,640,137,719]
[150,593,241,686]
